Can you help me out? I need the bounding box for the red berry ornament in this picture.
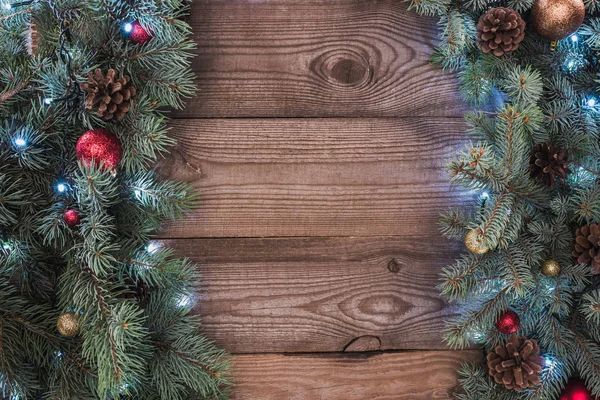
[76,129,122,171]
[63,209,81,227]
[495,309,520,334]
[559,378,598,400]
[128,21,153,45]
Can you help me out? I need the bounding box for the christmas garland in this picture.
[405,0,600,398]
[0,1,230,398]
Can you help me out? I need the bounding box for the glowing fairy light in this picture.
[43,98,53,105]
[56,182,67,193]
[571,34,578,43]
[177,294,194,308]
[14,138,26,147]
[481,192,489,200]
[3,3,11,10]
[146,242,159,254]
[123,22,133,33]
[587,98,596,107]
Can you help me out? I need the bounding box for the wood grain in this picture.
[157,118,472,238]
[230,351,482,399]
[161,236,465,353]
[178,0,471,118]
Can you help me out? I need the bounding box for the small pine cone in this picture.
[80,68,136,121]
[476,8,526,57]
[487,335,544,392]
[529,143,570,187]
[122,277,150,306]
[573,223,600,274]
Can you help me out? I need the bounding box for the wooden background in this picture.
[159,0,482,398]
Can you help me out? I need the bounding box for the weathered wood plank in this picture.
[157,118,472,238]
[229,351,481,399]
[161,236,464,353]
[178,0,469,118]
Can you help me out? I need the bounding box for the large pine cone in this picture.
[477,8,526,57]
[529,143,570,187]
[487,335,544,392]
[573,223,600,274]
[80,68,136,121]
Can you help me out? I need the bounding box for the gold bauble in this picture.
[57,312,80,337]
[464,229,489,255]
[531,0,585,41]
[541,258,561,277]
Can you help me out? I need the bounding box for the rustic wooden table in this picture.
[159,0,482,398]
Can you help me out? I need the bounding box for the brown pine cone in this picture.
[80,68,136,121]
[477,8,526,57]
[573,223,600,274]
[122,277,150,306]
[529,143,570,187]
[487,335,544,392]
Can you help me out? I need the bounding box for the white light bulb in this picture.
[14,138,26,147]
[544,357,554,367]
[177,294,194,308]
[147,242,159,254]
[571,34,578,42]
[3,3,11,10]
[124,23,133,33]
[588,98,596,107]
[2,243,11,251]
[567,60,575,68]
[481,192,489,200]
[44,98,53,105]
[56,183,67,193]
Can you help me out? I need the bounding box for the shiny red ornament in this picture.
[76,129,122,171]
[129,21,153,45]
[495,309,520,334]
[63,209,81,227]
[560,378,598,400]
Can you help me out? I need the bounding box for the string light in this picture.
[56,182,67,193]
[43,98,53,105]
[146,242,159,254]
[587,98,596,107]
[177,294,194,308]
[2,3,11,10]
[545,356,555,367]
[13,138,26,147]
[123,22,133,33]
[481,192,489,200]
[2,242,11,251]
[571,34,579,43]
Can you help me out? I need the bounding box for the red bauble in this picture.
[76,129,122,171]
[560,378,598,400]
[63,209,81,227]
[129,21,153,45]
[495,309,520,334]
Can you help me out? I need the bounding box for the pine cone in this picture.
[477,8,526,57]
[573,223,600,274]
[80,68,136,121]
[487,335,544,392]
[122,277,150,306]
[529,143,570,187]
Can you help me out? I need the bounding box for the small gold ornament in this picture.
[57,312,80,337]
[465,229,489,255]
[541,258,561,277]
[531,0,585,42]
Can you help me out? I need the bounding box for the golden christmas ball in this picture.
[464,229,489,255]
[57,312,80,337]
[541,258,561,277]
[531,0,585,41]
